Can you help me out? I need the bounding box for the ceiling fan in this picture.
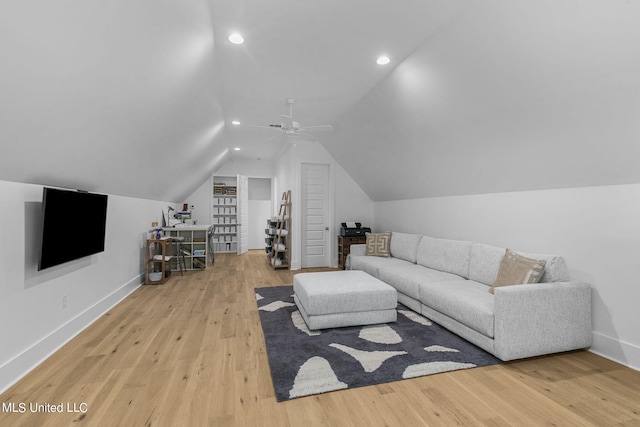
[243,98,333,142]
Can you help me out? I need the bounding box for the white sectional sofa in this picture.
[348,232,592,361]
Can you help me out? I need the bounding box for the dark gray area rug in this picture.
[255,286,501,402]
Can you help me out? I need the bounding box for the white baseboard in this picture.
[590,331,640,372]
[0,275,143,394]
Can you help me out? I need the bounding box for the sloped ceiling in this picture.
[323,0,640,201]
[1,1,639,203]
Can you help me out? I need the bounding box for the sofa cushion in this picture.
[416,236,472,278]
[419,280,496,338]
[378,264,463,300]
[489,249,546,294]
[390,232,422,263]
[350,255,414,279]
[518,250,570,283]
[365,232,392,257]
[469,243,570,285]
[468,243,504,286]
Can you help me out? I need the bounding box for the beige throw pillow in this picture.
[489,249,546,294]
[365,232,392,258]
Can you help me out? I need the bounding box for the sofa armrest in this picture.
[350,244,366,257]
[493,281,592,361]
[345,244,366,270]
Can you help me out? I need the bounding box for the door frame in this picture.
[300,162,335,268]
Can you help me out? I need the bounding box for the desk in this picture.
[163,225,212,270]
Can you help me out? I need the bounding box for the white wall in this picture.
[373,183,640,370]
[214,158,274,180]
[0,180,175,392]
[273,147,296,209]
[184,175,213,226]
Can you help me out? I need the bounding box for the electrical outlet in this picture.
[62,296,67,309]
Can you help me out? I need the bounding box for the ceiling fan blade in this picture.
[242,124,279,130]
[301,124,333,132]
[261,133,285,144]
[296,132,318,142]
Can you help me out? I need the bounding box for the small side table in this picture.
[338,235,367,269]
[146,237,173,284]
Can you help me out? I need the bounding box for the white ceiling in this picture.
[211,0,463,161]
[324,0,640,200]
[1,0,639,202]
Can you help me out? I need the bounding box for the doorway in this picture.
[301,163,331,268]
[248,177,272,250]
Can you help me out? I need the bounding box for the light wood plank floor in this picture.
[2,251,639,426]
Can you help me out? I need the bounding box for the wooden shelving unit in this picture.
[146,237,173,284]
[163,226,212,270]
[212,177,238,253]
[267,190,291,269]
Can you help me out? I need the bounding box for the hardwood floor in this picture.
[2,250,639,426]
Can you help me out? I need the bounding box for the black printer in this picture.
[340,222,371,237]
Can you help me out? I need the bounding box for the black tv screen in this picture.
[39,187,108,270]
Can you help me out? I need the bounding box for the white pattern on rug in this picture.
[358,324,402,344]
[329,343,407,372]
[292,311,321,336]
[403,361,476,379]
[259,300,296,312]
[289,356,348,399]
[398,309,432,326]
[255,293,263,301]
[425,345,459,353]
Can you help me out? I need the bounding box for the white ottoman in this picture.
[293,270,397,330]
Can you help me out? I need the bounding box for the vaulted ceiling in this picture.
[2,0,639,203]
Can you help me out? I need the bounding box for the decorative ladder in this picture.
[271,190,291,269]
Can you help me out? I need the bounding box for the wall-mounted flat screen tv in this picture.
[38,187,108,270]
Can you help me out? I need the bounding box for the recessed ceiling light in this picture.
[231,120,240,125]
[234,147,241,151]
[228,33,244,45]
[376,56,390,65]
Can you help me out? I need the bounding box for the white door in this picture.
[302,163,330,267]
[237,174,249,255]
